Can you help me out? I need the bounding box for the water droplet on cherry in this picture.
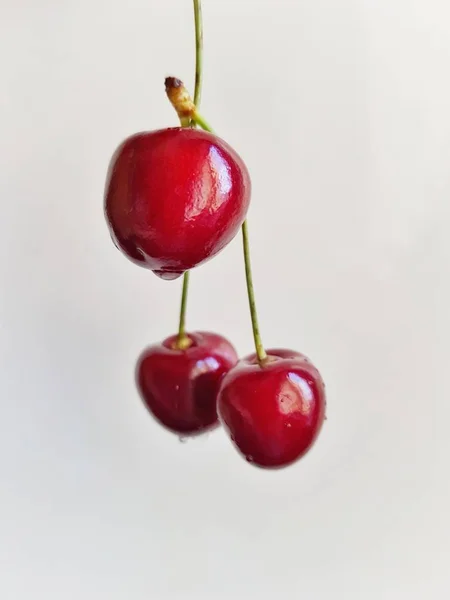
[153,269,183,281]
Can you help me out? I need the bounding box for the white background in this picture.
[1,0,449,598]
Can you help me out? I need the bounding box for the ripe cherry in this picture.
[136,331,238,435]
[217,349,326,468]
[104,127,251,280]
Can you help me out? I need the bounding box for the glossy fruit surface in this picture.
[105,127,251,280]
[217,349,326,468]
[136,331,238,435]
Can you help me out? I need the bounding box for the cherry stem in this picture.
[193,0,203,107]
[191,111,213,132]
[176,0,204,349]
[177,270,190,345]
[190,113,267,364]
[241,221,268,363]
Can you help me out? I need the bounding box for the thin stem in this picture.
[193,0,203,107]
[176,0,204,348]
[177,271,190,349]
[241,221,267,363]
[192,113,267,364]
[192,111,213,133]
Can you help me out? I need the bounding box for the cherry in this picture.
[104,127,251,280]
[217,349,326,468]
[136,331,238,435]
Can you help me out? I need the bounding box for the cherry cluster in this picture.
[103,3,326,469]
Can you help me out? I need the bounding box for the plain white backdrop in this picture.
[1,0,449,598]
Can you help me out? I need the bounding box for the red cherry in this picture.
[136,331,238,435]
[217,349,326,468]
[104,128,251,280]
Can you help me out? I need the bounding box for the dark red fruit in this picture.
[104,128,251,280]
[217,349,326,468]
[136,331,238,435]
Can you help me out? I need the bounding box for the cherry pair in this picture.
[136,331,326,469]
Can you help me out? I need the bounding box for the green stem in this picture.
[192,112,267,364]
[192,111,213,133]
[241,221,267,363]
[176,0,204,348]
[193,0,203,107]
[177,270,190,349]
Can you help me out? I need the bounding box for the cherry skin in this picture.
[136,331,238,435]
[217,349,326,468]
[104,127,251,280]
